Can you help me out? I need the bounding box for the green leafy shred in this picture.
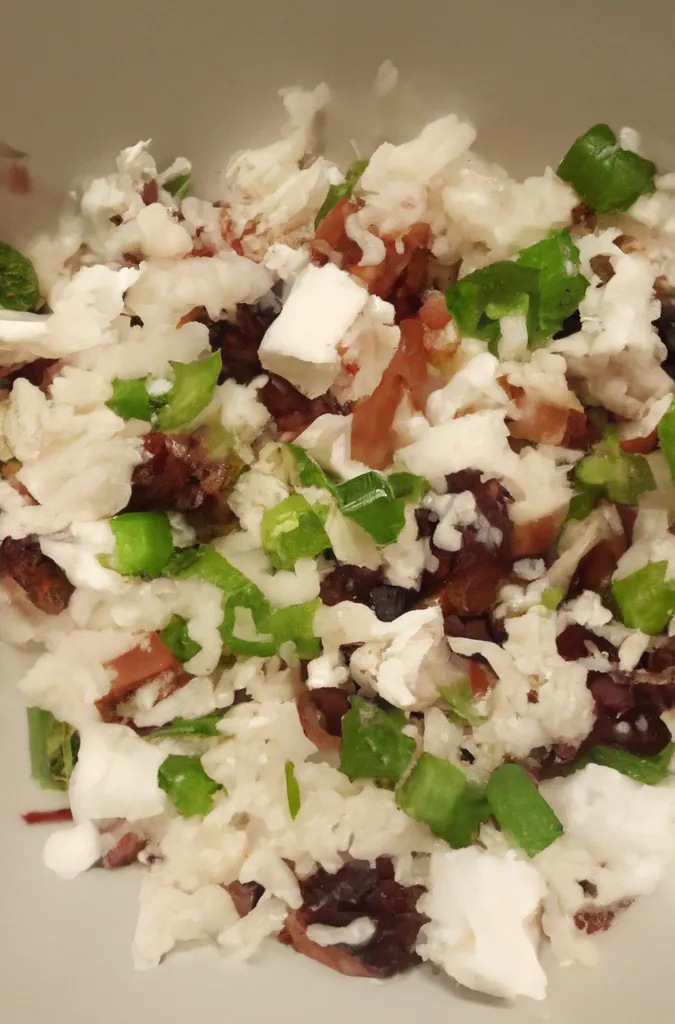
[158,753,223,817]
[0,241,40,311]
[611,561,675,635]
[163,172,191,199]
[575,430,656,505]
[261,493,331,571]
[557,123,656,213]
[574,743,674,785]
[146,712,226,738]
[27,708,78,791]
[657,395,675,482]
[567,486,601,522]
[106,377,168,422]
[396,753,490,847]
[486,762,563,856]
[438,680,487,727]
[285,761,301,820]
[156,351,222,431]
[263,599,321,660]
[339,697,415,783]
[387,472,429,503]
[516,230,589,345]
[159,614,202,663]
[315,159,369,227]
[335,471,406,546]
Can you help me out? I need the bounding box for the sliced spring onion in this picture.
[156,351,222,432]
[438,680,487,727]
[263,599,322,660]
[27,708,78,792]
[567,486,600,522]
[339,696,415,783]
[0,240,40,311]
[108,511,174,578]
[315,158,369,227]
[285,442,337,494]
[387,471,429,503]
[516,229,588,344]
[220,596,277,657]
[261,493,331,571]
[486,762,563,856]
[158,754,223,817]
[445,261,540,346]
[575,743,674,785]
[657,396,675,482]
[335,471,406,546]
[285,761,301,820]
[557,123,656,213]
[146,712,226,739]
[163,172,191,199]
[395,753,490,847]
[611,561,675,635]
[159,614,202,663]
[575,432,655,505]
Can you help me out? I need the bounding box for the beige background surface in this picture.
[2,0,675,1019]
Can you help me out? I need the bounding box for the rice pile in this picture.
[3,72,675,1003]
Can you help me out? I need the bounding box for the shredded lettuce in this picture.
[0,240,40,311]
[261,494,331,571]
[156,351,222,431]
[575,431,655,505]
[285,762,301,820]
[163,172,191,199]
[146,712,225,738]
[339,697,415,783]
[396,753,490,847]
[486,762,563,856]
[612,561,675,635]
[557,123,656,213]
[335,471,406,546]
[575,743,674,785]
[159,614,202,663]
[315,159,369,227]
[657,396,675,482]
[27,708,78,792]
[158,754,223,817]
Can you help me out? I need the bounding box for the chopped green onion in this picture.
[567,486,600,521]
[438,680,487,727]
[165,545,266,608]
[163,172,191,199]
[220,596,277,657]
[575,743,674,785]
[445,261,540,346]
[575,432,655,505]
[657,396,675,482]
[557,124,656,213]
[261,493,331,571]
[285,442,337,494]
[395,753,490,847]
[106,377,162,421]
[339,696,415,783]
[146,712,226,738]
[486,762,563,856]
[158,754,222,817]
[611,561,675,635]
[0,241,40,311]
[263,599,321,660]
[159,614,202,663]
[387,471,429,503]
[156,351,222,432]
[335,471,406,546]
[27,708,78,791]
[315,159,369,227]
[516,230,589,345]
[285,762,301,819]
[108,511,174,577]
[541,587,564,610]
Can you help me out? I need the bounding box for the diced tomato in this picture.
[22,808,73,825]
[512,512,564,558]
[419,291,451,331]
[468,659,496,697]
[619,430,658,454]
[97,633,186,722]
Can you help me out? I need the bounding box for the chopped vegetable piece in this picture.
[315,159,369,227]
[541,587,564,610]
[486,762,563,856]
[438,680,487,727]
[576,743,674,785]
[517,230,588,344]
[263,599,321,660]
[335,472,406,546]
[159,614,202,663]
[611,561,675,635]
[220,596,277,657]
[158,753,222,817]
[339,697,415,783]
[146,712,225,738]
[285,442,337,494]
[657,396,675,482]
[0,240,40,311]
[445,261,540,346]
[557,123,656,213]
[567,486,600,521]
[285,761,301,819]
[156,351,222,432]
[107,511,174,578]
[261,493,331,571]
[163,172,191,199]
[575,432,655,505]
[388,471,429,503]
[395,753,490,847]
[27,708,78,791]
[106,377,158,421]
[165,544,266,608]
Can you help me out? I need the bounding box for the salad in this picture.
[3,77,675,1003]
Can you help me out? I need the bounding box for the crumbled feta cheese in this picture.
[618,630,650,671]
[417,848,547,1001]
[425,353,506,424]
[294,414,370,481]
[306,918,377,947]
[134,203,193,258]
[614,507,675,582]
[381,505,425,588]
[43,820,102,881]
[565,591,613,629]
[259,264,368,397]
[306,650,349,690]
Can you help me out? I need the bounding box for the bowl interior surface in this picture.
[2,1,675,1020]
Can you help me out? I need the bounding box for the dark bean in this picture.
[0,536,74,615]
[553,308,583,340]
[370,584,408,622]
[319,565,382,606]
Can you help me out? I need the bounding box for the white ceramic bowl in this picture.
[3,1,675,1019]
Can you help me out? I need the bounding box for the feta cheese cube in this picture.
[258,264,368,398]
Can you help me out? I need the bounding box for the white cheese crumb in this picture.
[306,918,377,947]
